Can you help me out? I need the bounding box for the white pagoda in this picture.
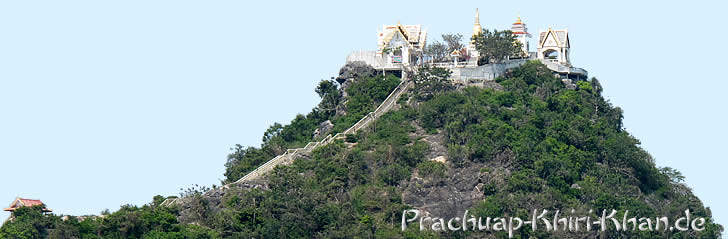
[511,16,531,56]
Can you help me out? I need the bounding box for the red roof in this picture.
[4,198,51,212]
[19,199,44,207]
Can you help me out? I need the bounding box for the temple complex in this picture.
[346,9,588,81]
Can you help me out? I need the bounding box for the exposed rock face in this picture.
[482,80,504,90]
[177,181,268,225]
[400,158,513,221]
[401,164,485,220]
[401,128,515,221]
[335,61,375,84]
[334,62,376,117]
[335,81,352,117]
[430,156,446,163]
[562,78,577,90]
[418,128,448,160]
[313,120,334,138]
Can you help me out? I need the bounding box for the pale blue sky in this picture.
[1,0,726,231]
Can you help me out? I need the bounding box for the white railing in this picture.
[346,50,402,69]
[156,67,414,206]
[221,67,412,190]
[430,62,469,68]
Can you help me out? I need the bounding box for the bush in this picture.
[416,161,447,179]
[577,80,593,93]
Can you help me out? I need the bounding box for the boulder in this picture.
[335,61,375,84]
[313,120,334,138]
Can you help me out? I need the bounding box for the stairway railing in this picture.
[161,67,413,206]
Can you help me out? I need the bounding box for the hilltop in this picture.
[2,59,722,238]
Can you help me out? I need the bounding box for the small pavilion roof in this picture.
[4,197,52,212]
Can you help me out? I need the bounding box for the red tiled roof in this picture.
[4,198,51,212]
[20,199,44,207]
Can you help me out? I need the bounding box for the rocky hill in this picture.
[176,61,722,238]
[1,61,722,238]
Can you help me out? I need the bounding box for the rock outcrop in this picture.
[335,61,375,84]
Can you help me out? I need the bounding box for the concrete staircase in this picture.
[161,67,413,207]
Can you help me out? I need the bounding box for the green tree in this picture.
[441,33,464,54]
[5,61,723,239]
[472,29,524,64]
[315,79,341,118]
[424,41,447,63]
[412,66,453,101]
[0,206,52,239]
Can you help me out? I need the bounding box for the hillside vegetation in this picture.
[1,61,721,238]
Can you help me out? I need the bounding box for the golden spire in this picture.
[516,15,522,24]
[473,8,482,37]
[475,8,480,24]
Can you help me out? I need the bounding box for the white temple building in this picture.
[345,9,587,81]
[346,23,427,70]
[537,28,571,65]
[376,23,427,66]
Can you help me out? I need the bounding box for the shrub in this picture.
[416,161,447,179]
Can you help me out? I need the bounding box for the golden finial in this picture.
[475,8,480,24]
[472,8,483,37]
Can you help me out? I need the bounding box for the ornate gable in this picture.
[378,23,427,52]
[382,30,409,49]
[539,29,568,48]
[537,28,571,65]
[539,30,558,48]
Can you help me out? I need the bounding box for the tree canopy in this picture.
[473,29,524,64]
[424,41,447,63]
[441,33,464,54]
[2,62,722,238]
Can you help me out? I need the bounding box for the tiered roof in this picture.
[511,16,530,36]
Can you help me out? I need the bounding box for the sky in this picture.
[1,0,727,232]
